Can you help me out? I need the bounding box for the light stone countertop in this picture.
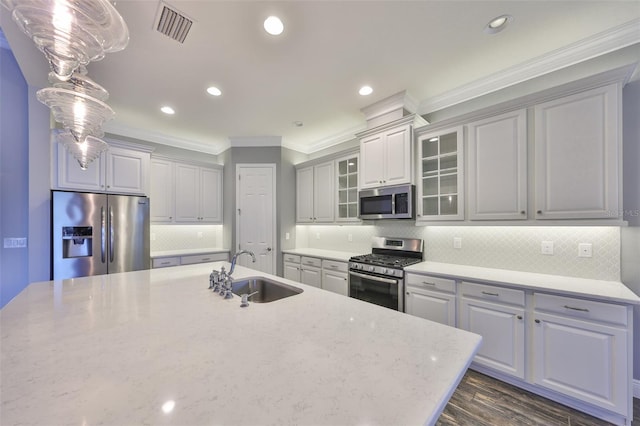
[151,247,229,258]
[405,261,640,305]
[282,248,361,262]
[0,262,481,426]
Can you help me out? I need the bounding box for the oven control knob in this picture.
[381,268,387,274]
[368,266,375,272]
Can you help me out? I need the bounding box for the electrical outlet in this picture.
[453,237,462,249]
[578,243,593,258]
[348,234,353,242]
[541,241,554,255]
[150,233,156,241]
[285,232,290,240]
[315,232,320,240]
[197,232,203,239]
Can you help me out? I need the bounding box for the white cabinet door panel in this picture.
[174,163,200,222]
[150,159,174,222]
[284,262,301,282]
[406,289,456,327]
[460,297,525,379]
[296,166,314,223]
[313,161,335,222]
[534,84,620,219]
[360,134,385,188]
[469,109,527,220]
[322,270,348,296]
[384,124,411,186]
[106,146,148,195]
[533,311,627,414]
[200,167,222,222]
[301,266,321,288]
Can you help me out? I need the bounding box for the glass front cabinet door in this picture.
[417,127,464,221]
[336,154,359,221]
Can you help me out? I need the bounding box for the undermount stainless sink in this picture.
[231,277,303,303]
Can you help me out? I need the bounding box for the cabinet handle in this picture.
[563,305,589,312]
[161,261,171,265]
[517,315,523,320]
[535,319,540,323]
[330,265,337,269]
[422,281,436,286]
[481,291,499,296]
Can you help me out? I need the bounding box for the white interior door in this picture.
[236,164,276,274]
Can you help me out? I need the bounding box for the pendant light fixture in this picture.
[1,0,129,169]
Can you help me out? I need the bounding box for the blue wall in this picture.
[0,34,30,307]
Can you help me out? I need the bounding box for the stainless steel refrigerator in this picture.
[52,190,150,280]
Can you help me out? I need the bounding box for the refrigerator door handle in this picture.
[109,205,115,263]
[101,206,106,263]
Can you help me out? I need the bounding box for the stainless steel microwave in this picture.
[358,184,415,220]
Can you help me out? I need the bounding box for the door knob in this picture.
[266,247,272,252]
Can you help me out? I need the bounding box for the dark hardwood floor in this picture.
[437,370,639,426]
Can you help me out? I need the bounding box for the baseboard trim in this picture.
[634,379,640,399]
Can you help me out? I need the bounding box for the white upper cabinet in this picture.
[359,118,417,189]
[173,162,222,223]
[468,109,527,220]
[296,160,335,223]
[296,166,315,223]
[416,126,464,221]
[150,158,174,222]
[534,84,620,220]
[54,138,151,195]
[336,154,359,222]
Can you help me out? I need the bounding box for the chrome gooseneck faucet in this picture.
[229,250,256,276]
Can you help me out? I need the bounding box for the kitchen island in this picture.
[1,263,481,425]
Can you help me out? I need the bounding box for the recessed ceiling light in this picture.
[359,86,373,96]
[292,121,303,127]
[160,106,175,115]
[484,14,512,34]
[206,86,222,96]
[264,16,284,35]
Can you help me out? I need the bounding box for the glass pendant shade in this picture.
[48,68,109,101]
[57,130,108,170]
[37,87,113,141]
[0,0,129,80]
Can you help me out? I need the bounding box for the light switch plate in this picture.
[541,241,554,255]
[578,243,593,258]
[285,232,290,240]
[3,237,27,248]
[348,234,353,242]
[453,237,462,249]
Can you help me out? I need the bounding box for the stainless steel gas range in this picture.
[348,237,424,312]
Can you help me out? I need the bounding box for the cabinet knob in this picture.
[520,211,525,215]
[406,292,410,295]
[517,315,523,320]
[535,319,540,323]
[537,210,542,214]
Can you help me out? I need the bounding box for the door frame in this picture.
[235,163,277,274]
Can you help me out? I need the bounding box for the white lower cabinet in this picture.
[532,293,629,417]
[283,254,301,282]
[300,256,322,288]
[321,260,348,296]
[459,281,526,379]
[405,274,456,326]
[152,252,229,268]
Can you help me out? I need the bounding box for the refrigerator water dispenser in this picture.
[62,226,93,258]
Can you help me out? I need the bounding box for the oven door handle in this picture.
[349,271,398,285]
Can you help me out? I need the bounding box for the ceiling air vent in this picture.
[154,2,193,43]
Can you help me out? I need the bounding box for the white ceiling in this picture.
[2,1,639,155]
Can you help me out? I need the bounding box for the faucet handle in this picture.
[223,277,234,299]
[209,270,219,289]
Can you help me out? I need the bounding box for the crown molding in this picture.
[418,18,640,115]
[283,124,365,155]
[229,135,282,148]
[103,121,222,155]
[360,90,419,121]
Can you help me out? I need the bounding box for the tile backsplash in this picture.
[150,225,223,252]
[296,224,620,281]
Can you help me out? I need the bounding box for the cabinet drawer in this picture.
[322,259,348,273]
[301,256,322,268]
[534,293,627,326]
[283,254,301,263]
[181,252,228,265]
[460,281,525,306]
[406,274,455,294]
[152,257,180,268]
